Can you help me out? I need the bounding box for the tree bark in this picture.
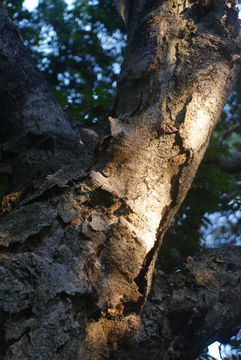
[0,1,241,359]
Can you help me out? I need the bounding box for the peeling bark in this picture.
[0,1,241,360]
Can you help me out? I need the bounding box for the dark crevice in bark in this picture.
[135,246,157,298]
[89,188,116,209]
[175,95,193,127]
[0,306,34,358]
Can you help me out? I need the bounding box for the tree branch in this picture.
[218,151,241,173]
[0,6,101,192]
[0,6,73,140]
[128,246,241,360]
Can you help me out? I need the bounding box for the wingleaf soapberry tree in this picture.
[1,1,241,359]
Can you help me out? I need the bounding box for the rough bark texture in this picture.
[0,1,241,359]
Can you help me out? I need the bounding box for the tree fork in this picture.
[0,1,241,359]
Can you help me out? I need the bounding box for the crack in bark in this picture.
[135,129,192,300]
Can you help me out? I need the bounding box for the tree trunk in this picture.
[0,1,241,359]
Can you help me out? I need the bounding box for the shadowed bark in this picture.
[0,1,241,359]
